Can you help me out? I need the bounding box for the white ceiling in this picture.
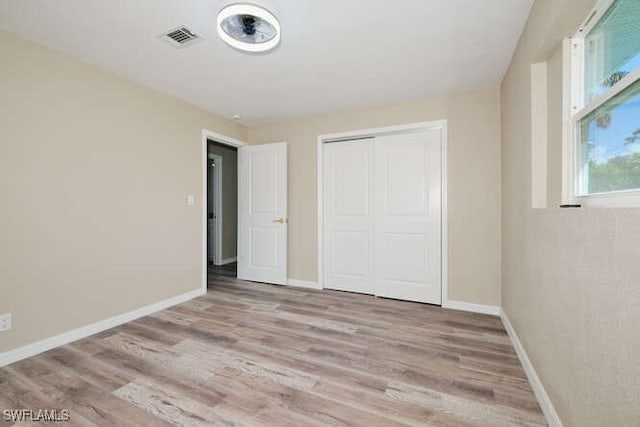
[0,0,533,126]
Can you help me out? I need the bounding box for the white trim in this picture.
[203,129,247,148]
[531,62,549,208]
[218,256,237,265]
[0,289,203,368]
[500,309,563,427]
[569,37,585,114]
[442,300,501,316]
[316,134,325,289]
[577,188,640,208]
[201,129,246,293]
[287,279,322,290]
[317,120,448,304]
[575,0,615,38]
[202,132,208,293]
[318,121,447,143]
[573,67,640,122]
[440,123,449,307]
[208,153,223,265]
[561,38,576,205]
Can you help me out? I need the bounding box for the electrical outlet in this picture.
[0,313,11,332]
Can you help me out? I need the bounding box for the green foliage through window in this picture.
[587,152,640,193]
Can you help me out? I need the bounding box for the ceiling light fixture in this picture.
[217,3,280,53]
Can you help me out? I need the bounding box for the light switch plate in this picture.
[0,313,11,332]
[187,194,195,206]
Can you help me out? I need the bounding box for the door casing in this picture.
[208,153,223,265]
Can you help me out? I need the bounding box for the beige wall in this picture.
[501,0,640,425]
[248,89,502,306]
[208,142,237,260]
[0,30,246,353]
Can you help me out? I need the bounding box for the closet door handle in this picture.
[272,218,287,224]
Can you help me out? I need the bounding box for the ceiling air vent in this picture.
[161,26,203,48]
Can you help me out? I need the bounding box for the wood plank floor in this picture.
[0,271,546,426]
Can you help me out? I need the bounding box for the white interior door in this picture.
[374,130,442,304]
[323,140,374,294]
[322,128,443,305]
[238,143,287,285]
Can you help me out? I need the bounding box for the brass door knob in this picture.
[272,218,286,224]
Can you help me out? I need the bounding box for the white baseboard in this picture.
[217,257,237,266]
[287,279,322,290]
[0,288,204,368]
[442,300,501,316]
[500,309,562,427]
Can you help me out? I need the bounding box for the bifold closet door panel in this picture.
[374,130,442,304]
[323,140,375,294]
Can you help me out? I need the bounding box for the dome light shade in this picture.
[217,3,280,52]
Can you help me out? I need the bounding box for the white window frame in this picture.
[564,0,640,207]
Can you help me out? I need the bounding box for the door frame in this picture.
[201,129,246,293]
[316,120,448,305]
[208,153,223,265]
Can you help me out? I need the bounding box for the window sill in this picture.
[576,189,640,208]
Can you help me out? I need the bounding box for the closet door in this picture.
[374,130,442,304]
[323,140,374,294]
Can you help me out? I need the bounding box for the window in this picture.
[568,0,640,206]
